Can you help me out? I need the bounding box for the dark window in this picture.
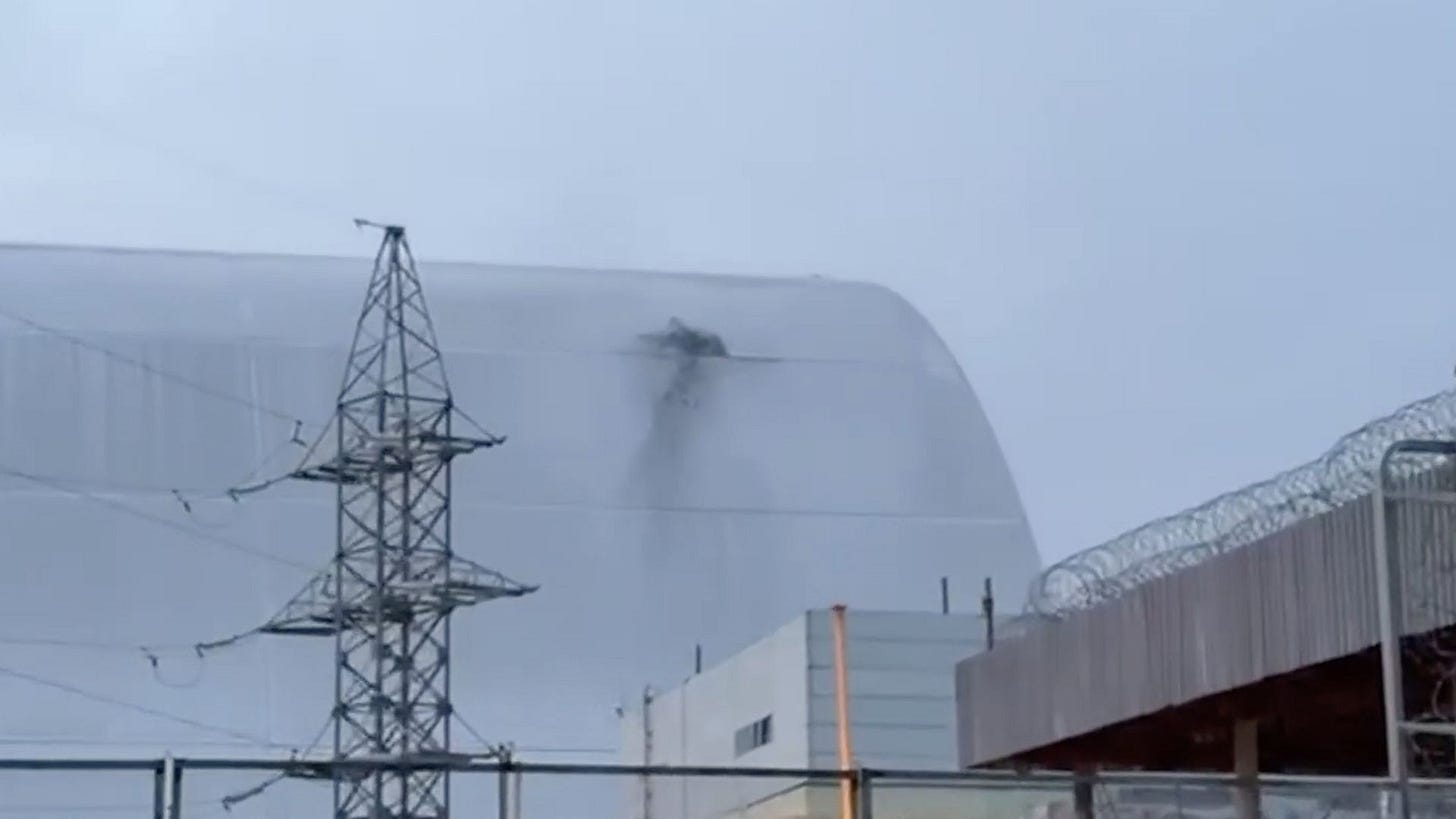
[733,714,773,756]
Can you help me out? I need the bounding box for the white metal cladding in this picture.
[0,243,1039,813]
[805,610,995,770]
[619,617,811,819]
[956,463,1456,768]
[621,609,997,819]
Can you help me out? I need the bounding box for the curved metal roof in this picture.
[0,242,1039,810]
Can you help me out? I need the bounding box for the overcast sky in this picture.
[3,1,1455,563]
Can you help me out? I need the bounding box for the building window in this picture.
[734,715,772,756]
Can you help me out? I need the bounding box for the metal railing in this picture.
[3,756,1455,819]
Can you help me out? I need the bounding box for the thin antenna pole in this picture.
[642,687,654,819]
[694,644,703,675]
[940,576,950,614]
[982,577,996,650]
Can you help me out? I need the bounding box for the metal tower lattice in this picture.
[264,223,534,819]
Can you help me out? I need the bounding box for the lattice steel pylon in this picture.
[263,222,535,819]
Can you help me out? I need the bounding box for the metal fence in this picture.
[4,758,1455,819]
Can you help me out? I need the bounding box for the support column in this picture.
[1233,718,1260,819]
[855,768,874,819]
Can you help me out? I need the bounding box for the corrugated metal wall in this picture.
[957,464,1456,767]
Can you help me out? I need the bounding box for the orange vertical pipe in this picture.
[831,604,855,819]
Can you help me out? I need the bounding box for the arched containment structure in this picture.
[0,243,1039,807]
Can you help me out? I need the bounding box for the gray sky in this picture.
[3,1,1454,563]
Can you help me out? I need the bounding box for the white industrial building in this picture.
[619,608,1024,819]
[0,242,1042,815]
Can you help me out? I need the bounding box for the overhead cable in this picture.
[0,466,312,571]
[0,800,216,815]
[28,96,352,227]
[453,708,499,752]
[0,663,276,747]
[0,302,327,518]
[454,405,507,446]
[0,735,297,750]
[219,717,333,812]
[0,305,315,429]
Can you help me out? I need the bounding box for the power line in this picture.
[0,801,217,815]
[0,607,306,680]
[446,710,620,757]
[455,404,506,445]
[506,746,617,757]
[220,717,333,811]
[0,459,306,528]
[454,709,499,752]
[197,423,316,503]
[3,468,1019,524]
[29,96,353,229]
[0,302,329,513]
[0,304,317,429]
[0,729,611,754]
[0,466,312,571]
[0,735,298,750]
[0,467,293,502]
[0,635,152,653]
[0,626,267,666]
[453,727,605,759]
[0,634,228,667]
[171,412,332,518]
[0,664,275,747]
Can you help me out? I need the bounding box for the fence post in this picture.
[169,758,183,819]
[854,768,874,819]
[512,766,523,819]
[1072,769,1094,819]
[153,761,165,819]
[498,763,509,819]
[1233,718,1260,819]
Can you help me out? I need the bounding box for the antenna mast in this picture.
[263,223,535,819]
